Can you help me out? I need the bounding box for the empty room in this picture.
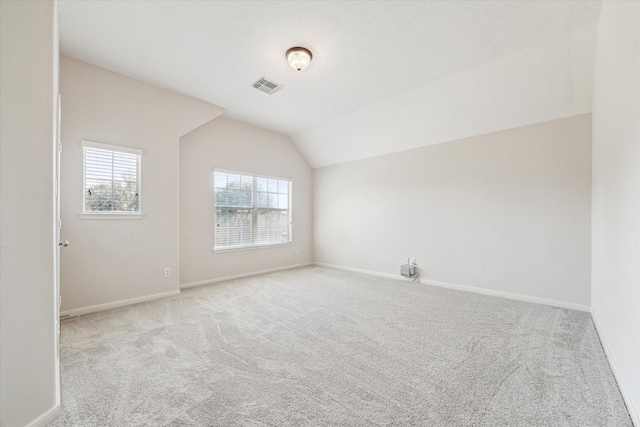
[1,1,638,426]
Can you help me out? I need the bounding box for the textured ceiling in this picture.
[58,1,602,168]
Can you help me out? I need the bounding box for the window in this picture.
[214,169,292,250]
[82,140,142,215]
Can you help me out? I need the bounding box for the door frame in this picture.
[54,92,62,404]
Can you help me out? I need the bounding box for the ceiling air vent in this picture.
[252,77,283,95]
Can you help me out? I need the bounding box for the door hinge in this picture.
[58,296,61,307]
[58,219,62,229]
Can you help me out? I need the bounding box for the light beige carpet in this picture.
[52,266,631,426]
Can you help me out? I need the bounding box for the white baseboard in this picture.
[421,278,590,312]
[26,404,60,427]
[180,262,313,290]
[591,308,639,426]
[61,263,313,316]
[314,262,590,312]
[314,262,408,282]
[60,290,181,317]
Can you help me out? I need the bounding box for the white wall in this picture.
[179,116,312,285]
[0,1,59,426]
[314,114,592,308]
[59,56,223,314]
[591,1,640,424]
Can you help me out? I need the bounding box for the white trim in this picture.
[420,278,590,312]
[79,213,145,220]
[180,262,312,289]
[314,262,590,312]
[212,242,292,253]
[60,290,180,317]
[214,167,292,182]
[25,404,60,427]
[81,139,143,155]
[314,262,406,281]
[591,308,639,426]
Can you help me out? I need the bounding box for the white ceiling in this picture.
[59,1,602,168]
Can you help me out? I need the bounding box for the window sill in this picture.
[79,213,145,220]
[212,242,292,253]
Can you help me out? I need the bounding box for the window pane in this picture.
[84,145,141,213]
[215,209,253,247]
[214,172,227,188]
[256,191,268,208]
[112,182,139,211]
[214,187,228,206]
[215,172,252,208]
[257,177,267,192]
[268,193,277,209]
[85,185,113,211]
[255,209,289,244]
[278,194,288,209]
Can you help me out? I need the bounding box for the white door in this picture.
[54,94,65,379]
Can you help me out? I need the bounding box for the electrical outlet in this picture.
[410,258,416,265]
[164,268,171,278]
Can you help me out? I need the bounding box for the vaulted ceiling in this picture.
[59,1,602,168]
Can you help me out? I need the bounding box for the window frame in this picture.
[213,168,293,252]
[80,140,144,220]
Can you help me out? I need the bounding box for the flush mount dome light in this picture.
[286,47,312,71]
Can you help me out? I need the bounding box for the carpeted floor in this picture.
[51,266,631,426]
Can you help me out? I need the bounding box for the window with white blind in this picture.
[82,140,142,215]
[214,169,292,251]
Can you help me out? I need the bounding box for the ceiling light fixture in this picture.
[286,47,312,71]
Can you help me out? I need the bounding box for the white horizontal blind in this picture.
[214,169,292,250]
[82,141,142,213]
